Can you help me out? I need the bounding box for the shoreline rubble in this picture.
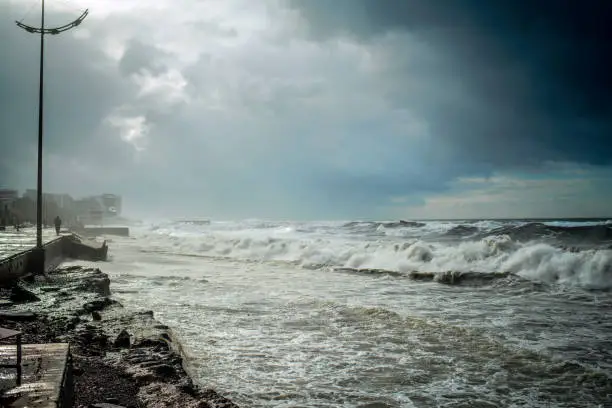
[0,264,240,408]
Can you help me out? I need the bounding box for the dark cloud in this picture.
[289,0,612,168]
[118,39,169,76]
[0,4,141,195]
[2,0,610,219]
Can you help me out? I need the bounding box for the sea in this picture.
[2,219,612,407]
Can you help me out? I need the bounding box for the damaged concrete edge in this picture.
[163,326,200,390]
[0,235,108,285]
[59,344,74,408]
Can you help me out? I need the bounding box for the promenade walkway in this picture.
[0,228,58,259]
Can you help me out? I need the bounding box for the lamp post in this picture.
[16,1,88,274]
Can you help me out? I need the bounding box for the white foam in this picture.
[105,220,612,407]
[132,220,612,290]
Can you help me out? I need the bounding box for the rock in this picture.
[152,363,177,378]
[0,311,37,321]
[104,397,120,404]
[21,275,36,283]
[91,404,127,408]
[138,359,164,367]
[10,285,40,303]
[114,329,131,349]
[177,378,197,396]
[93,334,109,348]
[65,316,80,330]
[74,275,111,296]
[131,371,156,384]
[138,360,163,368]
[200,389,240,408]
[83,297,116,313]
[0,300,14,308]
[90,276,111,296]
[40,286,60,292]
[132,338,169,350]
[92,311,102,321]
[125,355,149,364]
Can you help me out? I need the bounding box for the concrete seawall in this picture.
[0,235,107,284]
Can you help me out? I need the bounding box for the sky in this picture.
[1,0,611,220]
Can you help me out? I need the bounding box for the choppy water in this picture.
[4,219,612,407]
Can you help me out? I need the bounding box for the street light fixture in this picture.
[15,0,88,274]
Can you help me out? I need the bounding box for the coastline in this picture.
[0,264,240,408]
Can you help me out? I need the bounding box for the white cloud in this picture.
[132,68,189,107]
[105,113,150,152]
[392,168,612,219]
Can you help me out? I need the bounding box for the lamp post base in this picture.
[28,247,46,276]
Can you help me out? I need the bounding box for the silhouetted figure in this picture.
[54,215,62,235]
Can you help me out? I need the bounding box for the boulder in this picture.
[10,285,40,303]
[152,363,177,378]
[83,297,116,313]
[132,338,169,351]
[0,311,37,321]
[114,329,131,349]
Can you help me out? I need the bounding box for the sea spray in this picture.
[137,219,612,289]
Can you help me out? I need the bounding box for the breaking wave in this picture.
[136,219,612,290]
[480,222,612,243]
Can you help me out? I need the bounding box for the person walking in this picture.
[54,215,62,235]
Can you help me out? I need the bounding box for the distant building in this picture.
[0,189,18,206]
[100,193,122,216]
[0,190,18,226]
[47,193,73,210]
[21,190,123,224]
[23,189,36,202]
[58,194,75,212]
[24,189,74,210]
[74,197,103,218]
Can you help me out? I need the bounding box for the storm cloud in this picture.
[290,0,612,165]
[1,0,611,219]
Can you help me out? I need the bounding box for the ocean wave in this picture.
[334,268,517,286]
[343,220,426,229]
[442,224,481,237]
[482,222,612,243]
[146,218,612,242]
[135,224,612,290]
